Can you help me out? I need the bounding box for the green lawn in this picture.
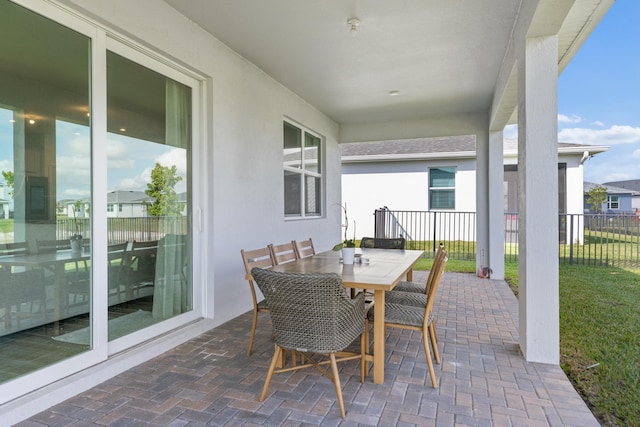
[415,257,639,427]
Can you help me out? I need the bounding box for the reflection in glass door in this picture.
[106,51,192,340]
[0,1,91,383]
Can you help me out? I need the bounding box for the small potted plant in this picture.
[70,200,83,253]
[332,203,357,264]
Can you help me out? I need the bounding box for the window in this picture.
[107,204,114,212]
[607,195,619,210]
[429,167,455,210]
[283,121,322,217]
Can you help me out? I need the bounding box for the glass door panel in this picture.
[106,51,192,340]
[0,1,91,382]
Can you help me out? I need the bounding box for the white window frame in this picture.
[429,166,456,210]
[283,119,323,219]
[607,195,619,210]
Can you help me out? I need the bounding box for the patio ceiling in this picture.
[164,0,612,126]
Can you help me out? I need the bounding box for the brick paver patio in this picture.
[18,272,600,426]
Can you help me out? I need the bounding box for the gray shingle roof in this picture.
[341,136,476,157]
[584,181,640,195]
[341,137,607,161]
[602,179,640,192]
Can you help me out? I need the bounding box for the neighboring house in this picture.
[342,137,608,238]
[584,181,640,214]
[602,179,640,211]
[0,180,12,219]
[106,190,152,218]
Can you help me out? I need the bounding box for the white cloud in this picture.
[592,121,605,127]
[557,125,640,145]
[156,148,187,177]
[634,149,640,159]
[558,114,582,124]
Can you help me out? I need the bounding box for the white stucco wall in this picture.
[342,159,476,239]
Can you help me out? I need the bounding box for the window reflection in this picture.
[106,52,192,340]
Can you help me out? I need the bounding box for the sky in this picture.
[504,0,640,185]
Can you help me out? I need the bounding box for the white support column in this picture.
[475,128,489,275]
[488,130,505,280]
[517,35,559,364]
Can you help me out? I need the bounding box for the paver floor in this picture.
[18,272,600,426]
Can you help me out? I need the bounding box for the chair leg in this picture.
[247,308,259,356]
[260,344,282,401]
[360,332,366,383]
[423,329,438,388]
[429,322,440,364]
[329,353,346,418]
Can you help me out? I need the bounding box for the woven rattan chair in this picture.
[292,238,315,258]
[251,267,367,418]
[268,241,299,265]
[359,237,406,249]
[240,247,275,356]
[385,247,448,365]
[392,245,446,294]
[366,251,448,387]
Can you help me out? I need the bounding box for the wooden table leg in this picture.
[373,289,385,384]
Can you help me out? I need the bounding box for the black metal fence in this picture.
[374,208,640,268]
[57,217,188,244]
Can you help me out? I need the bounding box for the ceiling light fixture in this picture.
[347,18,360,35]
[388,90,400,96]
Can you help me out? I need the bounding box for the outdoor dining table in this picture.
[271,247,424,384]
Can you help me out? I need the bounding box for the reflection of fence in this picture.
[374,208,640,267]
[57,217,188,243]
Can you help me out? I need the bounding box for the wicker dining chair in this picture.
[365,251,448,388]
[251,267,367,418]
[385,247,447,365]
[268,241,298,265]
[359,236,405,249]
[292,238,315,259]
[392,244,447,294]
[240,246,275,356]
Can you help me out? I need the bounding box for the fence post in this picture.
[432,211,437,254]
[569,214,574,265]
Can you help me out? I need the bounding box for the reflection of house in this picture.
[584,181,640,214]
[0,180,12,219]
[107,191,153,217]
[342,137,607,238]
[602,179,640,211]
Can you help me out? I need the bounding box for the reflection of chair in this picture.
[268,242,298,265]
[251,268,367,418]
[126,240,158,299]
[240,247,274,356]
[0,242,47,328]
[0,241,30,258]
[293,238,315,259]
[36,239,90,310]
[365,251,448,387]
[107,242,130,303]
[359,237,406,249]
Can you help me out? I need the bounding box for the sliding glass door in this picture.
[105,51,192,340]
[0,0,196,389]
